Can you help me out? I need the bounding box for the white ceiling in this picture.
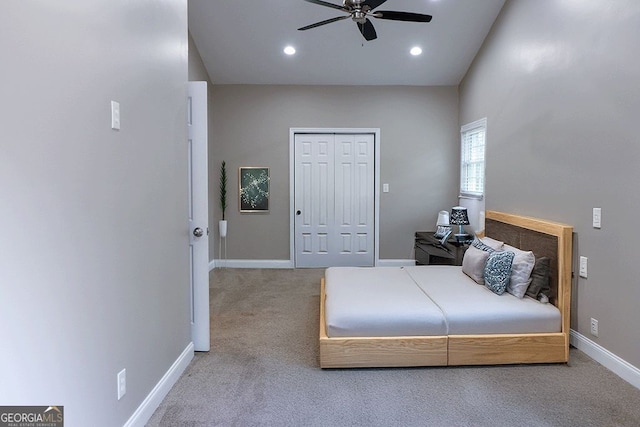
[188,0,506,86]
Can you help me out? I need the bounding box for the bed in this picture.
[319,211,573,368]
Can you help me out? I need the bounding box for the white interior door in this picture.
[187,82,210,352]
[295,134,334,267]
[294,133,374,267]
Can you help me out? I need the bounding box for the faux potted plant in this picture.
[219,160,228,238]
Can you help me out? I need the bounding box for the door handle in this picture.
[193,227,204,237]
[296,210,301,215]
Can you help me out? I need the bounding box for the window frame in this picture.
[459,118,487,200]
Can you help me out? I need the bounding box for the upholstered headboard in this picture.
[484,211,573,335]
[486,218,559,302]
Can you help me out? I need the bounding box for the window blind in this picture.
[460,118,486,198]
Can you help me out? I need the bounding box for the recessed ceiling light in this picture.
[284,46,296,55]
[410,46,423,56]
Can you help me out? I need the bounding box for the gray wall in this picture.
[460,0,640,368]
[209,85,459,261]
[0,1,190,426]
[189,32,212,83]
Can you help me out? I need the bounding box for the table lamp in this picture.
[450,206,470,238]
[436,210,450,226]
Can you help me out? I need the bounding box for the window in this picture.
[460,118,487,199]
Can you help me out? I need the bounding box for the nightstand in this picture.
[414,232,470,266]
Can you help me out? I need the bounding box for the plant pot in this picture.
[219,220,227,238]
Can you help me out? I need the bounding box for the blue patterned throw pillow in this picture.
[484,251,515,295]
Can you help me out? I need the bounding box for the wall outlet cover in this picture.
[579,256,588,278]
[590,318,599,337]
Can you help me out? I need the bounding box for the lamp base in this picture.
[454,233,471,243]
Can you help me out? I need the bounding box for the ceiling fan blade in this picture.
[357,18,377,41]
[362,0,388,10]
[298,15,350,31]
[301,0,348,12]
[375,10,433,23]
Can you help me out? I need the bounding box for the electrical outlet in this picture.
[579,256,588,278]
[117,368,126,400]
[590,318,599,337]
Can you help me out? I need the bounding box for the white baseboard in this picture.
[210,259,416,269]
[212,259,295,269]
[570,330,640,390]
[124,342,194,427]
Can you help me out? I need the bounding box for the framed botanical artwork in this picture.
[239,167,270,212]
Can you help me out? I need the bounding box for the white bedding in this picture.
[405,266,561,334]
[324,267,447,337]
[324,266,561,338]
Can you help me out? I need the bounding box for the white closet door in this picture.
[294,133,374,267]
[333,134,375,266]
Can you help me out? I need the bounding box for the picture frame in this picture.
[239,167,270,212]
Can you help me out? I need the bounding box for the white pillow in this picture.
[480,236,504,250]
[462,245,491,284]
[504,244,536,298]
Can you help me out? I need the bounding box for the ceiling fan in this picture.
[298,0,432,41]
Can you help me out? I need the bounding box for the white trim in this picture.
[460,117,487,133]
[289,128,381,268]
[123,342,194,427]
[458,194,484,201]
[460,117,487,198]
[211,259,416,269]
[213,259,294,269]
[570,329,640,390]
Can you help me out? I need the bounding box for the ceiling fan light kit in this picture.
[298,0,432,41]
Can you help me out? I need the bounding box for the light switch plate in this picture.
[111,100,121,130]
[382,183,389,193]
[117,368,126,400]
[593,207,601,228]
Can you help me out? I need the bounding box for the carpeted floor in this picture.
[147,268,640,426]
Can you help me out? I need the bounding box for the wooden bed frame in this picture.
[319,211,573,368]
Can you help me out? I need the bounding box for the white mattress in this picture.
[405,266,561,335]
[324,267,447,337]
[324,266,561,338]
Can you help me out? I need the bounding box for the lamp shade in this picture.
[450,206,470,225]
[437,210,450,226]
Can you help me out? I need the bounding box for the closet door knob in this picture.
[296,210,301,215]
